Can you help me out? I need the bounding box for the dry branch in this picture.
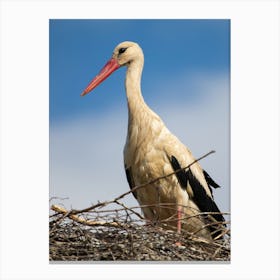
[51,205,125,228]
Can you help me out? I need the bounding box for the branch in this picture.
[51,205,126,228]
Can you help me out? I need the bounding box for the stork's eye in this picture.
[118,47,127,54]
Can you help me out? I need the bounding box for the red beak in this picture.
[81,58,120,96]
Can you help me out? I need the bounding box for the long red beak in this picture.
[81,58,120,96]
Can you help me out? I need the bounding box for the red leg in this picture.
[175,205,182,246]
[177,205,182,233]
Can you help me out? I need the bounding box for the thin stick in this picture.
[51,205,125,228]
[114,200,144,220]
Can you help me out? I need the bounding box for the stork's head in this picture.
[81,41,143,96]
[112,41,144,66]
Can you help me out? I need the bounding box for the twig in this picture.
[114,200,144,220]
[190,220,229,237]
[51,205,126,228]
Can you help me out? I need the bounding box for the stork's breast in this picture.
[135,145,178,190]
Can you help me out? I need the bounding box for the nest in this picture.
[49,199,230,262]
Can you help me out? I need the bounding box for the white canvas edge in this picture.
[0,0,279,279]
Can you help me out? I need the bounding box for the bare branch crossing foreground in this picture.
[49,151,230,261]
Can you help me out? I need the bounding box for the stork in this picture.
[81,41,225,240]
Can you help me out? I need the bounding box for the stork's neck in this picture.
[125,59,157,146]
[125,60,147,116]
[125,59,163,147]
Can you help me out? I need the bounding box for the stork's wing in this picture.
[125,166,137,199]
[186,168,224,221]
[170,155,225,238]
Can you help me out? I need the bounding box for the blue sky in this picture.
[50,20,229,122]
[49,19,230,214]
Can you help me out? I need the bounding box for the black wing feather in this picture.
[170,156,188,188]
[186,169,224,222]
[203,169,221,189]
[169,155,225,239]
[125,166,137,199]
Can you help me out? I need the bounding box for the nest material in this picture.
[49,201,230,261]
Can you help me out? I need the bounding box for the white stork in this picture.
[81,41,225,240]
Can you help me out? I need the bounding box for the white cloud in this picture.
[50,71,230,215]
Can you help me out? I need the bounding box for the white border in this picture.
[1,0,279,279]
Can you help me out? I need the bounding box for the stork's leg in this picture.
[177,205,182,234]
[175,205,183,246]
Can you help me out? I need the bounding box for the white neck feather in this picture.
[124,58,163,147]
[125,60,148,115]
